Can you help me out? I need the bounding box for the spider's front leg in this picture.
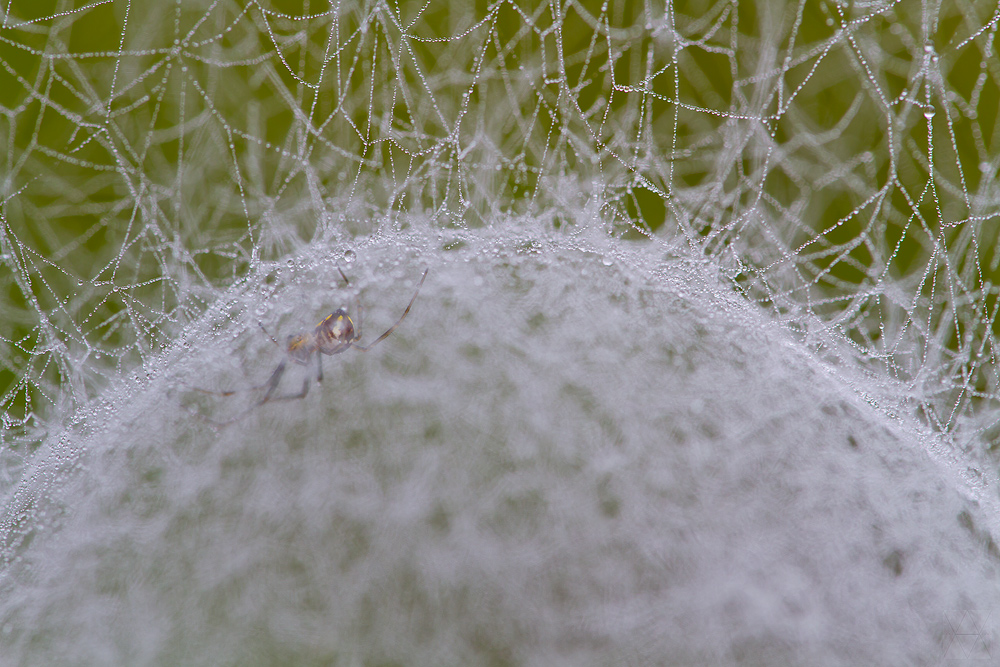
[351,268,428,352]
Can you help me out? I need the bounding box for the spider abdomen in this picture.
[315,309,356,355]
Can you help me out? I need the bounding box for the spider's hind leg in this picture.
[261,378,311,404]
[260,359,288,403]
[256,354,324,405]
[187,355,288,399]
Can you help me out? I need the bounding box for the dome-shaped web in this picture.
[1,0,1000,664]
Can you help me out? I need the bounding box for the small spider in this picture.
[191,267,428,423]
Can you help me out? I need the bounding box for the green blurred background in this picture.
[1,0,999,442]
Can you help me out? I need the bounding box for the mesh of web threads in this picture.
[0,0,999,453]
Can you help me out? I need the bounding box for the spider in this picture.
[191,267,428,423]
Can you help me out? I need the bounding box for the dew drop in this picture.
[344,249,357,263]
[923,108,936,119]
[602,256,613,266]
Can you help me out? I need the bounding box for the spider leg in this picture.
[186,323,283,397]
[256,361,312,404]
[259,377,311,403]
[255,350,328,404]
[179,388,265,427]
[352,268,428,352]
[260,359,288,403]
[184,370,279,398]
[187,356,313,425]
[258,322,280,346]
[186,383,243,398]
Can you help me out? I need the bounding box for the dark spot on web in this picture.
[882,549,904,576]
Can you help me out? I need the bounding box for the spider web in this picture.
[4,0,1000,662]
[1,0,999,482]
